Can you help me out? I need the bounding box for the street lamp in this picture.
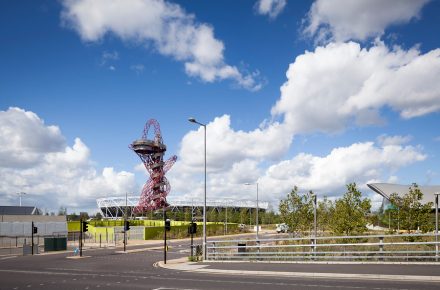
[188,117,207,260]
[245,182,259,239]
[17,192,26,207]
[308,191,317,238]
[435,193,439,261]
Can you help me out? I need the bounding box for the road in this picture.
[0,238,439,289]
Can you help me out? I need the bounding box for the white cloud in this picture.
[61,0,261,91]
[259,141,426,199]
[0,108,137,212]
[377,134,412,146]
[304,0,430,43]
[272,41,440,134]
[178,115,292,173]
[0,107,65,168]
[130,64,145,74]
[101,51,119,63]
[255,0,287,19]
[101,50,119,70]
[171,127,426,207]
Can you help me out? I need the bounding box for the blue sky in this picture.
[1,0,440,213]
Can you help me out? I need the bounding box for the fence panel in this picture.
[207,233,440,262]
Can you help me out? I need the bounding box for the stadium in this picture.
[96,196,269,219]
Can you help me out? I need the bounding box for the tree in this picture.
[329,183,371,236]
[58,207,67,216]
[279,187,314,235]
[388,183,433,233]
[317,196,333,234]
[95,212,103,221]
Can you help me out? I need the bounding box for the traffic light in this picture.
[188,222,197,234]
[124,220,130,231]
[81,221,89,232]
[165,219,171,231]
[33,226,38,234]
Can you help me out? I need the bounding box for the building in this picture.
[96,196,269,219]
[0,206,68,248]
[0,206,42,217]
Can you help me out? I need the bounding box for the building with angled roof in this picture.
[367,183,440,210]
[0,206,42,216]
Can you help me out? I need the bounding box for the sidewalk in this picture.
[157,258,440,282]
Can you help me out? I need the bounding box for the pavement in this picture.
[158,257,440,283]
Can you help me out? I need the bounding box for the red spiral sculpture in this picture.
[130,119,177,212]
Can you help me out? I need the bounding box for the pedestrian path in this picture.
[157,258,440,283]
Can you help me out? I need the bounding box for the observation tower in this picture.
[130,119,177,212]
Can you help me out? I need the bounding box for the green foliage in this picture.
[329,183,371,236]
[317,196,333,233]
[279,187,314,234]
[388,183,434,233]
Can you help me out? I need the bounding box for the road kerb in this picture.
[157,258,440,282]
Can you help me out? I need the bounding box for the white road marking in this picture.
[0,256,17,260]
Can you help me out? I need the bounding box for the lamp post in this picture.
[435,193,439,261]
[17,192,26,207]
[312,192,317,238]
[245,182,259,239]
[124,191,127,252]
[188,117,207,260]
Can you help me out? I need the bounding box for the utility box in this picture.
[44,237,67,251]
[23,244,39,255]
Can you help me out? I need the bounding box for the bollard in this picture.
[257,240,261,261]
[99,234,102,248]
[212,242,216,260]
[379,236,384,261]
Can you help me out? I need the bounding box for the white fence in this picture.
[0,222,67,237]
[207,233,440,262]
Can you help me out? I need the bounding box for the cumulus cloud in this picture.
[255,0,287,19]
[178,115,292,173]
[259,141,426,199]
[171,126,426,206]
[0,107,65,168]
[377,134,412,146]
[0,108,136,212]
[169,110,427,205]
[272,41,440,134]
[304,0,430,42]
[61,0,261,91]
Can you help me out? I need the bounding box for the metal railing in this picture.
[0,232,68,255]
[207,233,440,262]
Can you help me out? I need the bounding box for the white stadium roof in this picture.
[96,196,269,210]
[367,183,440,205]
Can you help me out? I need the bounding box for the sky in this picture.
[1,0,440,214]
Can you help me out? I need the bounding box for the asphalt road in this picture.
[1,240,439,290]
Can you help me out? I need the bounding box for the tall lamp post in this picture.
[435,193,439,261]
[245,182,259,239]
[188,117,207,260]
[17,192,26,207]
[311,192,317,238]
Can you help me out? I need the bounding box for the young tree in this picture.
[330,183,371,236]
[317,196,333,234]
[279,187,314,235]
[388,183,433,233]
[58,207,67,216]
